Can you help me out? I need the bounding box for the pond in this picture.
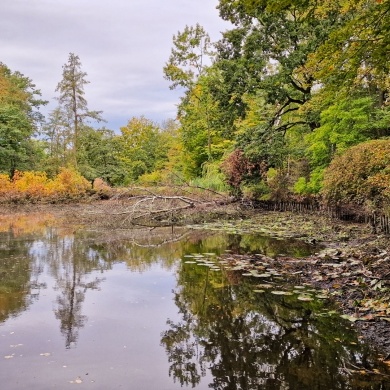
[0,213,389,389]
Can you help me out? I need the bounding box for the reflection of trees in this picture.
[226,233,316,258]
[0,226,44,323]
[45,231,109,348]
[161,262,381,389]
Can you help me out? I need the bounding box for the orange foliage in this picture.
[0,174,12,196]
[0,169,91,203]
[13,171,49,200]
[46,168,91,200]
[322,139,390,211]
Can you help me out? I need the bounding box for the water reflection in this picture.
[0,214,49,323]
[161,254,390,389]
[0,213,389,389]
[51,236,103,348]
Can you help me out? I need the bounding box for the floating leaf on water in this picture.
[297,296,313,301]
[316,294,328,299]
[256,284,273,289]
[203,253,216,256]
[341,314,358,322]
[184,261,197,264]
[254,289,265,293]
[294,286,306,290]
[271,291,293,296]
[242,273,253,277]
[257,273,272,278]
[69,377,83,384]
[183,255,196,258]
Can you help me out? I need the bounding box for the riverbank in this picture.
[1,199,389,359]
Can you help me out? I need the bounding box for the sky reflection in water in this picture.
[0,213,389,389]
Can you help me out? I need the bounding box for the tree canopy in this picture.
[2,1,390,211]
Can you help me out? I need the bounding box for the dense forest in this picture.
[1,0,390,213]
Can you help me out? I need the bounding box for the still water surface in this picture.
[0,213,389,389]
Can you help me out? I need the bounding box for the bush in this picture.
[13,171,49,200]
[0,169,91,203]
[0,174,12,196]
[241,181,270,200]
[47,168,91,200]
[190,162,229,193]
[322,139,390,211]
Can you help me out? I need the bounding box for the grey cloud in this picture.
[1,0,230,131]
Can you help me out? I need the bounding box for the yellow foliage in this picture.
[0,169,91,203]
[46,168,91,199]
[0,174,12,195]
[13,171,49,199]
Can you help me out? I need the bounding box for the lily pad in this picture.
[297,296,313,301]
[271,291,293,296]
[340,314,358,322]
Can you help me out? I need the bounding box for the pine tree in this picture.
[55,53,103,168]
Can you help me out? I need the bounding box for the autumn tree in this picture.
[322,139,390,212]
[117,116,170,183]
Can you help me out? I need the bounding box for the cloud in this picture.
[0,0,230,131]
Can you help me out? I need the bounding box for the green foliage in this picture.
[241,181,270,200]
[322,139,390,211]
[77,126,125,186]
[117,116,170,183]
[53,53,104,168]
[0,63,47,176]
[305,96,387,169]
[163,23,215,91]
[189,161,229,192]
[293,168,324,195]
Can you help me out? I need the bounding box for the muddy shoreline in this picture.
[1,200,389,358]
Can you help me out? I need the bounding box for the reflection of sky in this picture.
[0,262,200,389]
[0,221,388,389]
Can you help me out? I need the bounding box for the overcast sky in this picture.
[1,0,231,131]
